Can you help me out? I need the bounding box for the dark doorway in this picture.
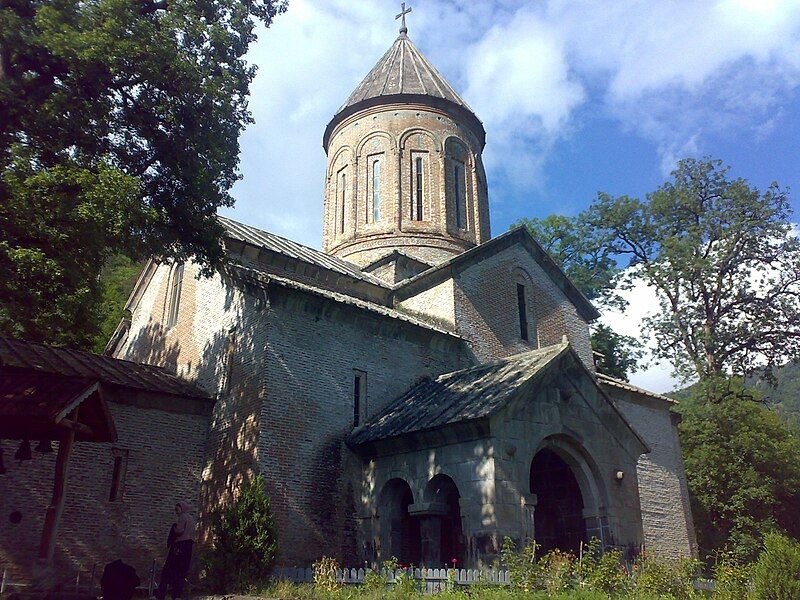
[424,475,464,565]
[530,448,587,554]
[378,479,420,565]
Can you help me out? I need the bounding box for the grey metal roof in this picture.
[348,342,569,446]
[597,373,675,404]
[219,216,389,288]
[0,337,210,400]
[339,33,471,113]
[228,261,460,339]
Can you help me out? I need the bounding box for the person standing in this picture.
[171,501,196,599]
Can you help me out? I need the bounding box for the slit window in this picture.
[339,171,347,233]
[167,263,184,328]
[517,283,529,341]
[108,450,128,502]
[372,159,381,222]
[413,157,424,221]
[353,370,367,427]
[454,162,466,229]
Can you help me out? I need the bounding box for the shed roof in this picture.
[0,337,210,400]
[348,342,569,447]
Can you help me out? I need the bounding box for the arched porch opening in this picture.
[530,448,587,554]
[421,474,464,566]
[378,478,420,565]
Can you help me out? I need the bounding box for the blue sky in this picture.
[221,0,800,391]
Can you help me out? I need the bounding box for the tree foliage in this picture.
[0,0,286,348]
[591,323,643,381]
[677,380,800,562]
[585,158,800,385]
[203,474,278,593]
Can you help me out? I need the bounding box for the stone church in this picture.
[1,28,696,578]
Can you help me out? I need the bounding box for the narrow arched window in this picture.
[372,159,381,222]
[517,283,529,341]
[339,170,346,233]
[167,263,184,328]
[413,157,424,221]
[454,162,466,229]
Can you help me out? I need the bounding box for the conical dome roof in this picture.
[339,33,472,113]
[324,33,484,151]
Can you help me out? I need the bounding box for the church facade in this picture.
[0,29,696,579]
[112,30,695,567]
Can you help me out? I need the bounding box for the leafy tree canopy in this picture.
[585,158,800,386]
[677,379,800,562]
[0,0,286,348]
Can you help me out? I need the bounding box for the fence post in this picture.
[75,569,80,595]
[148,559,156,597]
[1,568,7,594]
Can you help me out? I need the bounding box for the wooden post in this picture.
[38,426,76,564]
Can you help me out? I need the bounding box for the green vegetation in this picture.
[677,381,800,563]
[92,255,145,353]
[0,0,286,349]
[203,475,278,593]
[245,532,800,599]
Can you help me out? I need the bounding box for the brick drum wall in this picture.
[0,397,209,582]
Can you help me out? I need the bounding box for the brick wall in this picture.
[0,394,209,583]
[604,385,697,558]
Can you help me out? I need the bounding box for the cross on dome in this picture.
[396,2,412,35]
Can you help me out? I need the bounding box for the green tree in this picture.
[585,158,800,386]
[0,0,286,348]
[512,215,642,379]
[677,380,800,562]
[591,323,643,381]
[204,475,278,592]
[92,255,145,353]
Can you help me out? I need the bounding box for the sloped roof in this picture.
[324,34,485,150]
[348,342,569,447]
[340,34,471,114]
[228,261,460,339]
[219,216,389,288]
[0,337,210,400]
[391,226,600,321]
[597,373,675,404]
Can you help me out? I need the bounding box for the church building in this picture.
[0,24,696,579]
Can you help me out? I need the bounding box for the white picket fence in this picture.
[274,567,511,593]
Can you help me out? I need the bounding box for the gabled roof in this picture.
[219,216,389,289]
[324,34,485,150]
[0,337,210,400]
[391,226,601,321]
[597,373,675,404]
[348,342,569,447]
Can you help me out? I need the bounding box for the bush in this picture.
[576,539,629,595]
[202,475,278,592]
[501,537,543,592]
[752,532,800,600]
[712,550,751,600]
[631,552,701,599]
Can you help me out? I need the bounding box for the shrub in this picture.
[631,551,701,599]
[752,532,800,600]
[576,539,629,595]
[202,474,278,593]
[313,556,343,591]
[501,537,543,592]
[540,549,576,594]
[712,550,751,600]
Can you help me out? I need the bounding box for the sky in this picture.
[221,0,800,392]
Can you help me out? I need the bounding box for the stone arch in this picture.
[377,478,420,565]
[530,435,609,553]
[417,474,464,566]
[444,136,474,233]
[399,128,440,227]
[356,132,395,226]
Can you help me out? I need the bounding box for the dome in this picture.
[323,33,485,152]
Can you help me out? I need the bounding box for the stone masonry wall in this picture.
[0,397,208,582]
[606,387,697,558]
